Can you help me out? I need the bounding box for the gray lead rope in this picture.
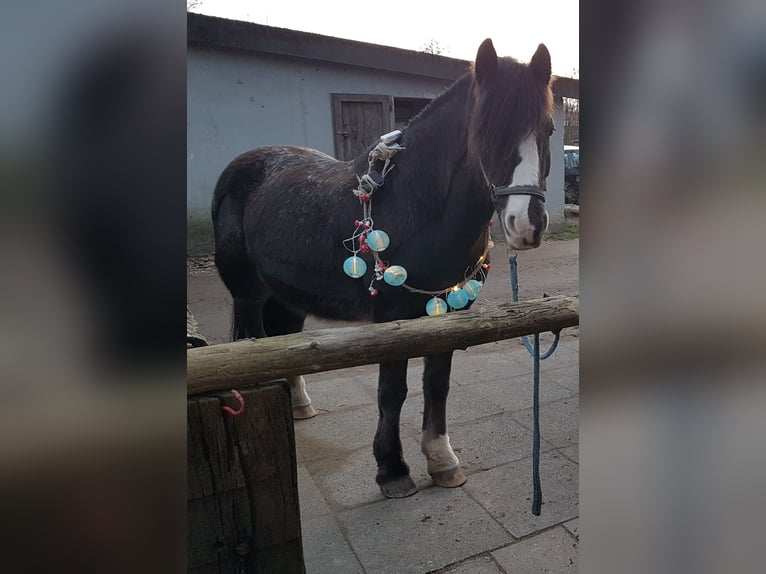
[509,253,561,516]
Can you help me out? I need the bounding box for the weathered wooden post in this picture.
[187,307,305,573]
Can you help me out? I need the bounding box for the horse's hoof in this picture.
[292,404,317,419]
[430,467,467,488]
[379,476,418,499]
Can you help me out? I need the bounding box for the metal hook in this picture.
[222,389,245,416]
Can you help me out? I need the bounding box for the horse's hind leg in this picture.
[421,351,466,488]
[374,359,417,498]
[232,297,267,340]
[262,298,316,419]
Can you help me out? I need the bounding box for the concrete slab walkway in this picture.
[188,238,579,573]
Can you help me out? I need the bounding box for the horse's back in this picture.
[212,145,346,243]
[212,146,337,222]
[211,145,370,320]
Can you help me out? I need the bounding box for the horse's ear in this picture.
[474,38,498,85]
[529,43,551,85]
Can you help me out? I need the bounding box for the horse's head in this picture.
[469,39,554,250]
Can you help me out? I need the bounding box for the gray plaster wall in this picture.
[187,46,456,254]
[187,46,566,255]
[548,96,566,232]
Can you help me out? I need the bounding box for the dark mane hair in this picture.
[403,73,473,131]
[468,58,553,182]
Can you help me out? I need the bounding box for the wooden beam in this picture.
[187,296,579,396]
[552,76,579,99]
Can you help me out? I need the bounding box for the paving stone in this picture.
[338,487,513,574]
[297,465,332,520]
[558,342,579,358]
[307,363,380,384]
[296,443,309,464]
[558,445,579,464]
[449,413,557,474]
[491,526,578,573]
[306,359,425,397]
[529,342,579,370]
[294,405,381,462]
[538,364,579,394]
[438,554,504,573]
[463,452,578,538]
[511,396,578,450]
[467,370,575,412]
[450,343,532,385]
[405,357,426,388]
[399,386,504,435]
[305,375,378,412]
[302,515,365,574]
[563,518,579,540]
[305,437,431,510]
[558,333,579,352]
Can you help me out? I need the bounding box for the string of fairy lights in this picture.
[341,131,493,316]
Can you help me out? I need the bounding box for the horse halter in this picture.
[480,162,547,203]
[493,184,546,202]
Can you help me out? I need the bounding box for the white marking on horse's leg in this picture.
[421,431,466,487]
[511,134,540,187]
[289,375,317,419]
[289,375,311,406]
[421,432,459,474]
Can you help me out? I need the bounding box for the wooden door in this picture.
[332,94,394,160]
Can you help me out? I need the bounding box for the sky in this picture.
[192,0,579,78]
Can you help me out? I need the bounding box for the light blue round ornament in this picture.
[383,265,407,286]
[426,297,448,316]
[463,279,483,300]
[447,288,469,310]
[343,256,367,278]
[366,230,390,252]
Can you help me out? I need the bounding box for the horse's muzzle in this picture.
[497,198,548,250]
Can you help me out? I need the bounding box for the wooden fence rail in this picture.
[187,295,579,396]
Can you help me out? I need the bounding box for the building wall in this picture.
[187,45,566,254]
[187,46,456,254]
[548,96,566,232]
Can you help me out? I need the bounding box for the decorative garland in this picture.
[342,131,494,316]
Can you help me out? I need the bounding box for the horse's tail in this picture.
[211,153,267,342]
[211,151,266,224]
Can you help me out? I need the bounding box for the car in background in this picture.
[564,145,579,204]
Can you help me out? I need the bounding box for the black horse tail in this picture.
[214,224,263,341]
[211,153,267,341]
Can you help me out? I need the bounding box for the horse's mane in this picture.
[402,73,473,133]
[469,57,553,173]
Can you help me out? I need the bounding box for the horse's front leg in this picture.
[422,351,466,488]
[374,359,417,498]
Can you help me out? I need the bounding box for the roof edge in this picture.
[187,13,578,98]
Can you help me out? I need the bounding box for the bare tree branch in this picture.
[421,39,447,55]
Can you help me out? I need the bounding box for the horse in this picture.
[212,38,554,498]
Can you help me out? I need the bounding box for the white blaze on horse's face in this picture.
[497,134,549,250]
[472,39,553,250]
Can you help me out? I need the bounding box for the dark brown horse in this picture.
[213,39,554,498]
